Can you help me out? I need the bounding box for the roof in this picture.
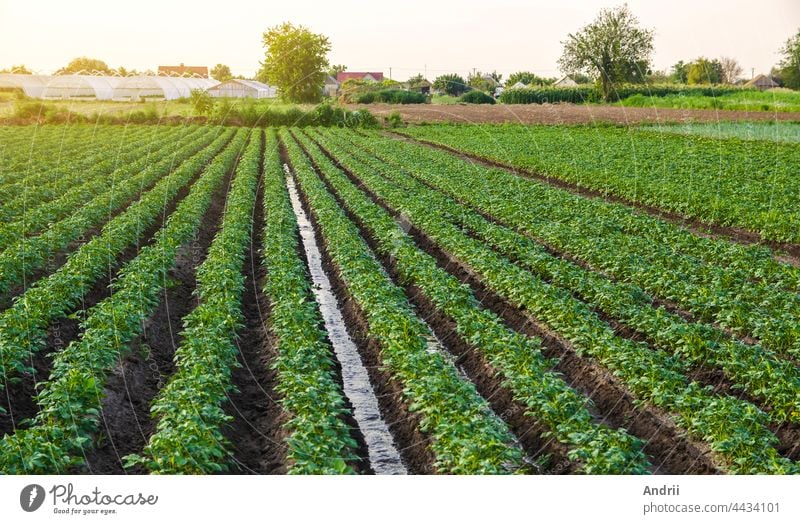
[554,75,578,86]
[509,81,528,89]
[158,64,209,78]
[744,74,778,88]
[208,79,275,92]
[336,72,384,83]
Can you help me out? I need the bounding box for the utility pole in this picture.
[389,67,392,80]
[751,67,755,79]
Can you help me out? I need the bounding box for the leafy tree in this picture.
[211,64,233,82]
[670,61,689,83]
[0,64,31,74]
[506,71,554,86]
[327,64,347,78]
[777,29,800,90]
[687,57,723,84]
[488,70,503,83]
[189,89,214,117]
[433,73,468,96]
[558,4,654,100]
[467,71,498,93]
[57,56,110,74]
[257,22,330,103]
[570,73,592,84]
[718,56,743,84]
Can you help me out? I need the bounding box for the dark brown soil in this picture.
[391,133,800,262]
[78,159,234,474]
[306,133,722,474]
[354,103,800,125]
[284,146,439,474]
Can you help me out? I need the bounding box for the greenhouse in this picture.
[0,74,50,98]
[112,76,219,101]
[41,75,122,100]
[207,79,278,99]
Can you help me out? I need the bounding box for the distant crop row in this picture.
[401,124,800,243]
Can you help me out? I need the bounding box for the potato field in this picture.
[0,123,798,475]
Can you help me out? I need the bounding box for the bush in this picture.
[385,111,403,128]
[459,91,496,104]
[499,83,750,104]
[354,89,427,104]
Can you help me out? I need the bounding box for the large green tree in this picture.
[558,4,654,100]
[257,22,330,103]
[506,71,555,86]
[211,64,233,82]
[687,57,723,84]
[433,73,468,96]
[777,29,800,90]
[57,56,110,74]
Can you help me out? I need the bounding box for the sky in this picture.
[0,0,798,80]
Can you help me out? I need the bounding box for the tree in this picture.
[433,73,468,96]
[327,64,347,78]
[777,29,800,90]
[687,57,722,84]
[211,64,233,82]
[0,64,31,74]
[558,4,654,100]
[257,22,330,103]
[718,56,743,84]
[406,73,426,86]
[57,56,110,74]
[670,61,689,83]
[189,89,214,117]
[467,71,497,93]
[506,71,554,86]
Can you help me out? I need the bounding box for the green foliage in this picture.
[687,57,723,84]
[355,89,427,104]
[189,89,215,116]
[506,71,554,87]
[559,4,654,100]
[0,64,31,74]
[327,64,347,78]
[257,22,330,103]
[56,56,110,74]
[304,128,652,474]
[433,73,468,96]
[385,111,403,128]
[459,90,495,104]
[381,127,800,472]
[777,28,800,90]
[210,63,233,82]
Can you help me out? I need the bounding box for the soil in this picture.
[353,103,800,125]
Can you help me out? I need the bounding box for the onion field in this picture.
[0,123,798,475]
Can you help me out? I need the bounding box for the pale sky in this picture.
[1,0,798,80]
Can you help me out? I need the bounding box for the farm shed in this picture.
[744,74,779,91]
[337,72,384,83]
[207,79,277,99]
[508,81,528,89]
[113,76,219,101]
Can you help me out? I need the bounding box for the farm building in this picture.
[324,75,340,97]
[207,79,277,99]
[0,74,121,100]
[0,73,50,98]
[336,72,384,83]
[401,79,432,94]
[157,64,209,78]
[744,74,779,90]
[112,76,218,101]
[554,75,578,87]
[508,81,528,89]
